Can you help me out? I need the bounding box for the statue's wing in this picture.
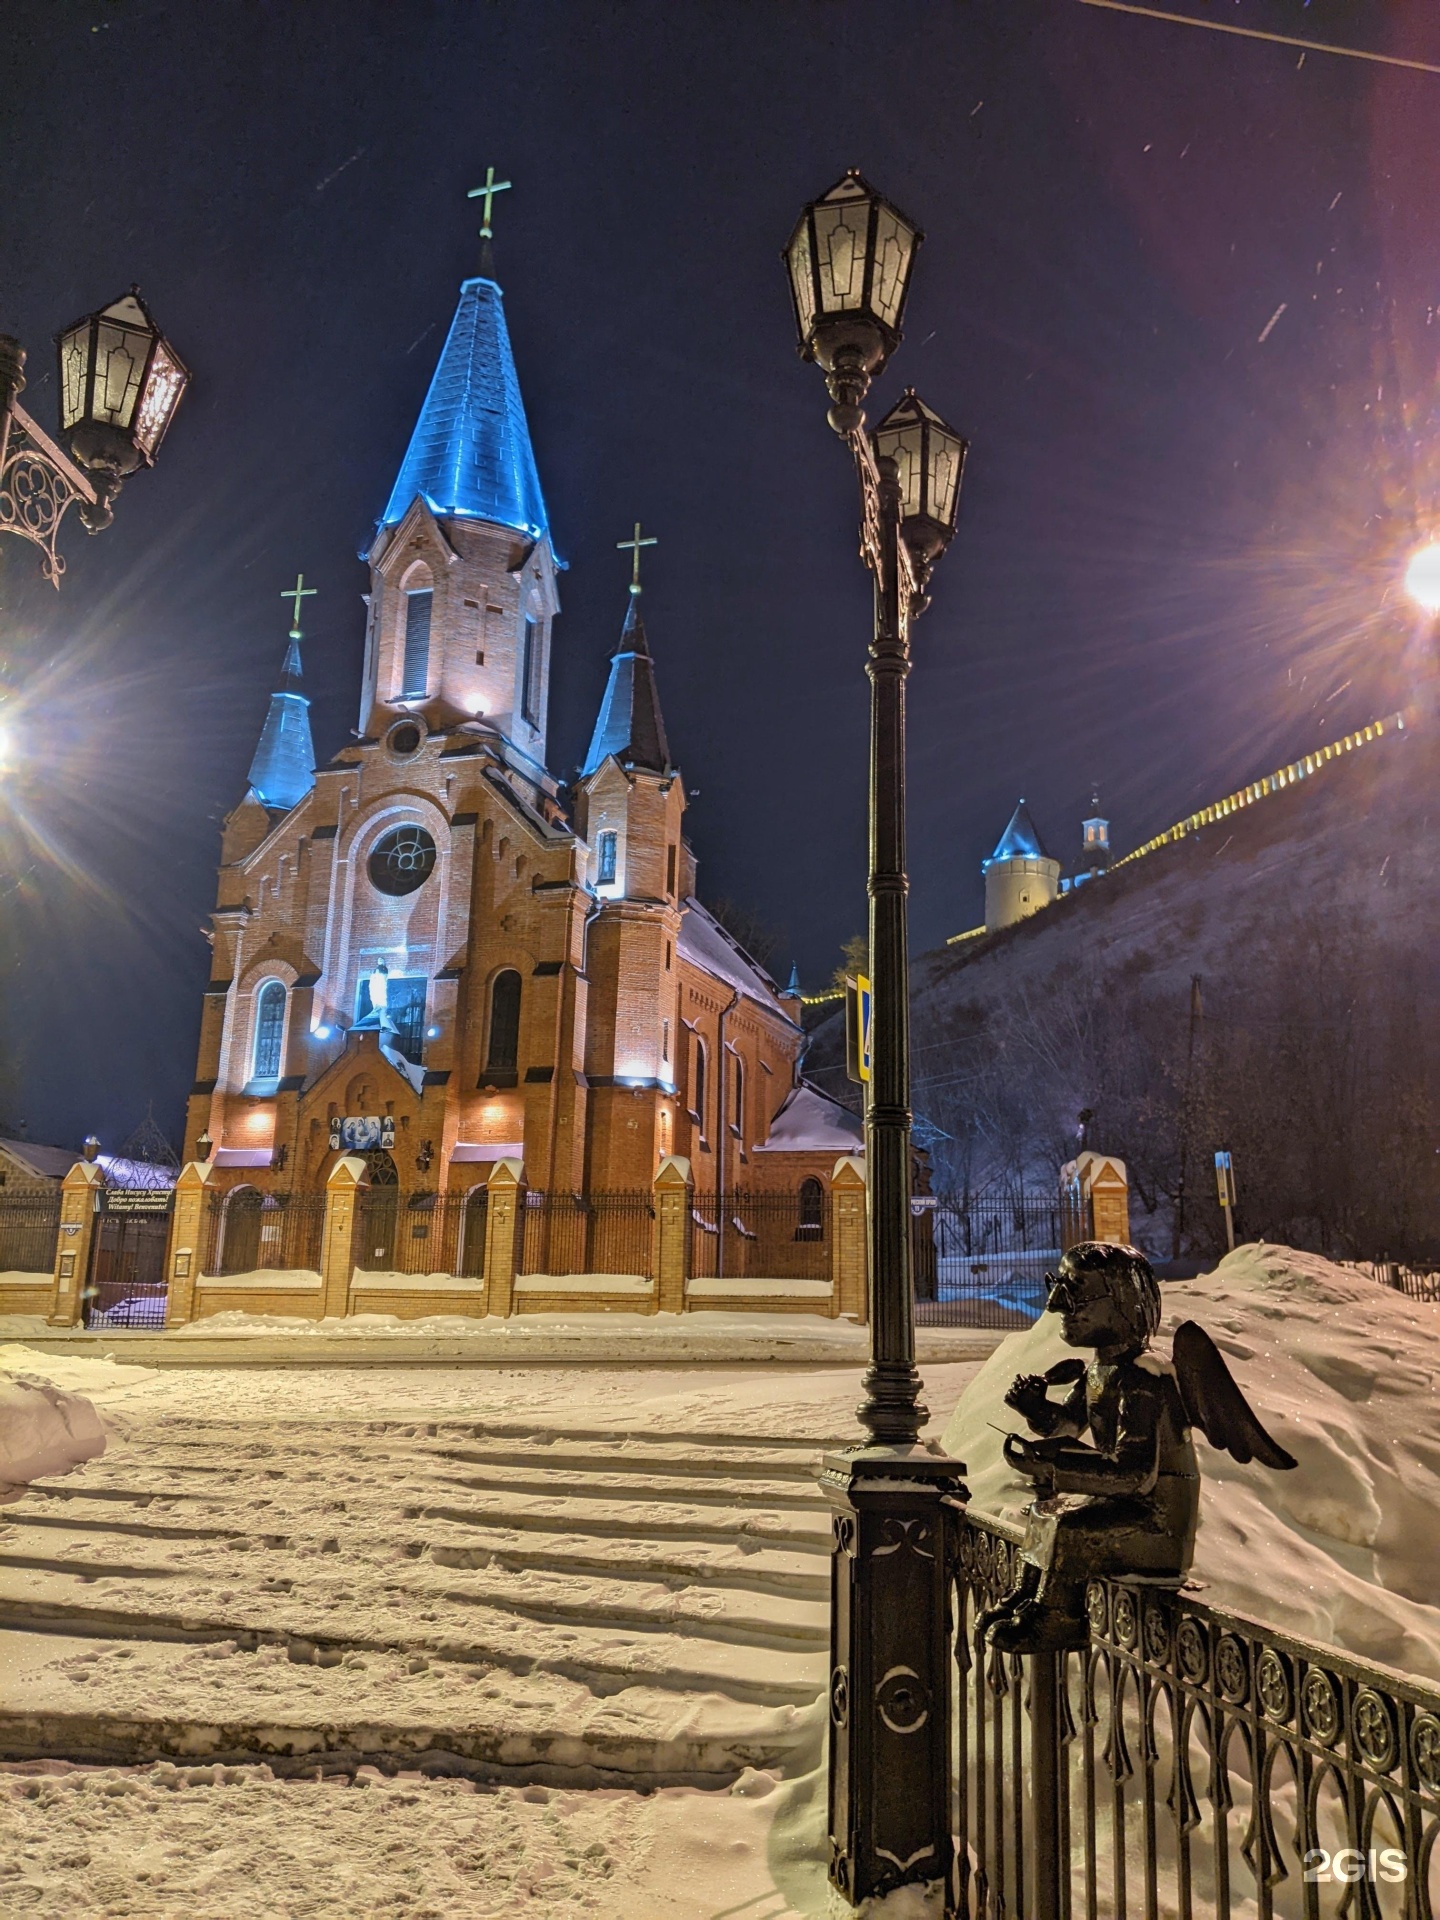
[1173,1321,1297,1470]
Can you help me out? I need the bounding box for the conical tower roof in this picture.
[380,275,548,537]
[581,594,672,778]
[247,630,315,812]
[988,799,1050,863]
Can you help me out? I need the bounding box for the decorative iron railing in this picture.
[353,1190,487,1278]
[914,1195,1060,1328]
[518,1190,654,1280]
[949,1508,1440,1918]
[0,1191,61,1273]
[688,1187,832,1283]
[201,1189,327,1276]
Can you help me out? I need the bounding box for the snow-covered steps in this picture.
[0,1416,841,1784]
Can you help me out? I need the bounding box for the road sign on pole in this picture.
[845,973,873,1084]
[1215,1149,1237,1252]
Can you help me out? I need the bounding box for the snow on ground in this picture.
[945,1241,1440,1681]
[0,1353,977,1917]
[0,1348,107,1503]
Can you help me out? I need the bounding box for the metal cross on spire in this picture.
[467,166,513,241]
[280,572,317,637]
[617,521,657,595]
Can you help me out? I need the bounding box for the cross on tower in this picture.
[280,572,317,636]
[617,521,657,595]
[467,167,513,240]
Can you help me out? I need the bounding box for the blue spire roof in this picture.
[987,800,1050,864]
[247,632,315,812]
[582,594,672,778]
[380,276,548,537]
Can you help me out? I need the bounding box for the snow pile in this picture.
[944,1243,1440,1681]
[0,1357,106,1502]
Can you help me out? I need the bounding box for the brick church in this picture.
[184,254,860,1208]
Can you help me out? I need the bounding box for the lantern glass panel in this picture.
[91,320,148,431]
[786,221,816,339]
[873,414,926,520]
[928,428,965,531]
[58,325,89,431]
[813,196,871,314]
[134,341,186,455]
[870,205,916,331]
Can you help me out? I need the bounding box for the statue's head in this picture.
[1045,1242,1160,1353]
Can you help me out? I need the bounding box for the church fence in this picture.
[518,1190,654,1280]
[354,1190,488,1278]
[914,1194,1061,1329]
[0,1191,61,1273]
[688,1188,832,1283]
[947,1507,1440,1918]
[1344,1260,1440,1303]
[202,1189,327,1277]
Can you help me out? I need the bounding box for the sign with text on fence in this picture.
[103,1187,174,1214]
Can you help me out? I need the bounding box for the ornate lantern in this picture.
[56,288,189,509]
[872,389,968,568]
[784,172,922,432]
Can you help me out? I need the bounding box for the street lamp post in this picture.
[0,286,188,586]
[785,172,969,1909]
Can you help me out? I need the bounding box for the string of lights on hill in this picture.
[936,710,1409,952]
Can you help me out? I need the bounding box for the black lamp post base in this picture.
[823,1444,968,1909]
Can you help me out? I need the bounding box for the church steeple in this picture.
[582,589,672,778]
[246,576,316,812]
[379,272,548,539]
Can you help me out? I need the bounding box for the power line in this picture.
[1077,1,1440,77]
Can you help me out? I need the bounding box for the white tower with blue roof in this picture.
[982,800,1061,932]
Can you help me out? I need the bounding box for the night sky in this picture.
[2,0,1438,1152]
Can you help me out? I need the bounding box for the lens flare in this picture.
[1404,542,1440,614]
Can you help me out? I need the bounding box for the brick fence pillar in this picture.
[165,1160,217,1326]
[483,1158,525,1318]
[831,1154,868,1323]
[320,1154,369,1319]
[653,1154,692,1314]
[47,1160,104,1328]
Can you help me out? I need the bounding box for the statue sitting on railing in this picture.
[980,1241,1296,1654]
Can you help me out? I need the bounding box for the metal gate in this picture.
[84,1209,171,1327]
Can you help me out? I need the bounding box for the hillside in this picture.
[809,711,1439,1258]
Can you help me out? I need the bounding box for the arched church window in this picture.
[691,1036,707,1139]
[797,1176,825,1240]
[521,618,543,727]
[486,970,522,1075]
[368,825,437,896]
[597,830,617,886]
[252,980,286,1080]
[402,587,433,698]
[731,1053,745,1139]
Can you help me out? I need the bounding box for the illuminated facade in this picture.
[186,266,856,1197]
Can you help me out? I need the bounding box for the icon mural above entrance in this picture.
[329,1115,397,1153]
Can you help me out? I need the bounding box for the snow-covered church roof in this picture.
[754,1081,864,1154]
[677,899,790,1015]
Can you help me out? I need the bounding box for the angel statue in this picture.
[978,1241,1296,1654]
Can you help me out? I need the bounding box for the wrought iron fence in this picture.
[201,1189,327,1276]
[914,1194,1060,1328]
[518,1190,654,1279]
[354,1189,488,1278]
[0,1191,61,1273]
[689,1187,831,1282]
[950,1508,1440,1918]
